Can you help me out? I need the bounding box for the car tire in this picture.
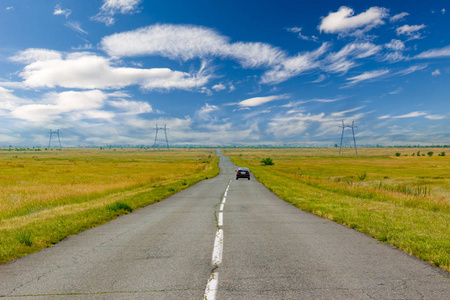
[248,178,250,180]
[236,178,238,180]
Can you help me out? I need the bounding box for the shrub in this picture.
[17,231,33,246]
[358,172,367,181]
[438,152,446,156]
[395,153,401,157]
[107,202,133,212]
[261,157,274,165]
[427,151,434,157]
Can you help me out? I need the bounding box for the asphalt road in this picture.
[1,150,449,299]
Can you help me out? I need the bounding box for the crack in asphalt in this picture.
[204,179,230,300]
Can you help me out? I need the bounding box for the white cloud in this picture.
[265,107,365,139]
[12,50,210,91]
[237,94,289,107]
[442,8,446,14]
[53,4,72,18]
[282,97,342,108]
[389,87,402,95]
[11,90,108,124]
[10,48,62,64]
[261,43,329,84]
[396,24,426,37]
[385,39,405,51]
[65,21,88,35]
[212,83,226,92]
[432,69,441,76]
[101,24,286,68]
[345,69,389,86]
[108,99,152,115]
[319,6,388,36]
[331,106,365,118]
[390,12,409,23]
[93,0,142,26]
[383,39,406,62]
[379,111,428,119]
[286,27,319,42]
[196,103,219,121]
[0,87,29,115]
[425,114,446,120]
[6,6,14,11]
[324,42,382,74]
[71,44,94,51]
[396,65,427,76]
[414,45,450,59]
[311,74,327,83]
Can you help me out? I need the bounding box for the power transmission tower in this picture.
[152,124,169,150]
[48,129,62,149]
[339,121,357,155]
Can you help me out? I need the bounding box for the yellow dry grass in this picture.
[0,148,219,264]
[225,147,450,272]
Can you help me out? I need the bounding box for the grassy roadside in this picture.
[225,148,450,272]
[0,149,220,264]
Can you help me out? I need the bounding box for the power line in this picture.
[339,121,357,155]
[152,124,169,150]
[48,129,62,149]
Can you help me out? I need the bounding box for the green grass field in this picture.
[0,148,219,264]
[225,147,450,272]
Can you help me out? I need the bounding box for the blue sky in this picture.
[1,0,449,147]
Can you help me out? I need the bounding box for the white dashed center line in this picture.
[204,180,231,300]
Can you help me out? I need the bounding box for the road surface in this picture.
[1,150,449,299]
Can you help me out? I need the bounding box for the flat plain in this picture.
[0,148,219,264]
[224,147,450,272]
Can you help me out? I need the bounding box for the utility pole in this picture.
[152,124,169,150]
[339,121,357,155]
[48,129,62,150]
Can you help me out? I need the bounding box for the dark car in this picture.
[236,167,250,180]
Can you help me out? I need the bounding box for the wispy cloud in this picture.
[311,74,327,83]
[331,106,365,118]
[319,6,388,37]
[65,21,88,35]
[389,87,402,95]
[196,103,219,121]
[237,94,289,107]
[414,45,450,59]
[10,48,62,64]
[261,44,328,84]
[345,69,389,87]
[286,27,318,42]
[396,24,426,35]
[379,111,428,119]
[282,97,343,108]
[396,64,427,76]
[426,114,446,120]
[102,24,286,68]
[93,0,142,26]
[390,12,409,23]
[53,4,71,18]
[324,42,382,74]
